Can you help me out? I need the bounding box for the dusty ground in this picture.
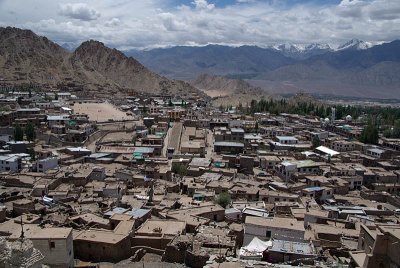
[72,102,135,122]
[101,132,134,143]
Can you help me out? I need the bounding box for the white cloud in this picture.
[59,3,100,21]
[192,0,215,10]
[0,0,399,49]
[105,18,121,27]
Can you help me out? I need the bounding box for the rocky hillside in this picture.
[192,74,265,97]
[191,74,268,107]
[0,27,201,97]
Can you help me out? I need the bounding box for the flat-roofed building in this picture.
[244,216,305,245]
[133,219,186,250]
[9,226,74,268]
[0,154,21,172]
[73,220,134,262]
[275,136,298,145]
[214,141,244,154]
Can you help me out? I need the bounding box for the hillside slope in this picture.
[0,27,202,97]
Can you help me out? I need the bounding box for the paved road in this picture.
[167,122,183,154]
[205,129,214,158]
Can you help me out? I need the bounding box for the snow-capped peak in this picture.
[273,43,304,52]
[272,42,331,53]
[336,39,372,51]
[305,43,331,50]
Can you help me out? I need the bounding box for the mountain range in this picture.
[1,26,398,100]
[126,39,400,99]
[0,27,201,98]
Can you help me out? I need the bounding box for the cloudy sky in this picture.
[0,0,399,49]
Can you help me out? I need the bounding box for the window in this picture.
[266,230,272,238]
[50,241,55,248]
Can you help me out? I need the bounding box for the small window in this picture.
[50,241,55,248]
[266,230,272,238]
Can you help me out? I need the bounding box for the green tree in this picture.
[237,102,243,112]
[312,135,321,149]
[359,124,379,144]
[384,119,400,138]
[28,148,36,161]
[215,192,231,208]
[172,163,187,177]
[14,125,24,141]
[25,123,36,142]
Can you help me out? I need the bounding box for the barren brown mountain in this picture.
[191,73,268,106]
[0,27,202,97]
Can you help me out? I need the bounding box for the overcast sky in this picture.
[0,0,399,49]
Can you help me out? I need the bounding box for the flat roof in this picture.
[47,115,69,120]
[282,159,320,168]
[136,219,186,236]
[74,229,127,244]
[214,141,244,147]
[189,158,211,167]
[67,147,91,152]
[134,147,155,154]
[276,136,298,141]
[0,155,20,161]
[368,148,385,154]
[245,216,305,232]
[270,239,315,255]
[231,128,245,133]
[125,208,151,219]
[24,226,72,239]
[315,146,340,156]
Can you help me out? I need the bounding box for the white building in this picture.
[366,148,385,158]
[275,160,320,182]
[0,155,21,172]
[301,186,333,202]
[275,136,299,145]
[0,134,12,143]
[57,92,72,100]
[342,176,363,190]
[24,227,74,268]
[37,157,58,172]
[47,115,70,127]
[331,140,356,152]
[244,216,305,245]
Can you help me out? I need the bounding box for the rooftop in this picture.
[136,219,186,236]
[245,216,305,232]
